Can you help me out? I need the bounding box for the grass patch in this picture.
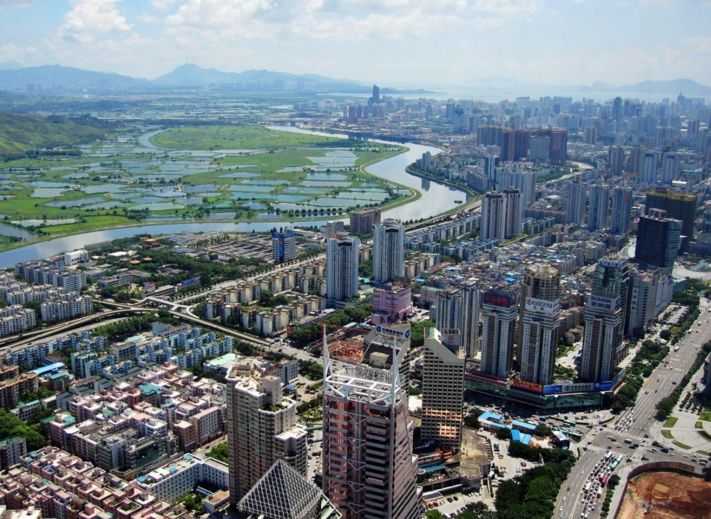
[696,421,703,429]
[661,429,674,439]
[699,412,711,422]
[664,417,678,428]
[151,125,341,150]
[673,440,692,450]
[699,429,711,441]
[696,449,711,456]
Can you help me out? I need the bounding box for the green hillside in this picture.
[0,111,107,158]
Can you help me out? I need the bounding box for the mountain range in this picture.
[0,64,424,95]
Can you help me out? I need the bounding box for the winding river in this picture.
[0,129,465,267]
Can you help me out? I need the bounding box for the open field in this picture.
[0,125,412,251]
[617,471,711,519]
[150,125,341,150]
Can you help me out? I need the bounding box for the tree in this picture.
[495,427,512,440]
[207,442,229,463]
[425,511,446,519]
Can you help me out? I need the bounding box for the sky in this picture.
[0,0,710,89]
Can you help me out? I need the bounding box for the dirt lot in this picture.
[616,471,711,519]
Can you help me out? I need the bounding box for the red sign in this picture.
[511,378,544,394]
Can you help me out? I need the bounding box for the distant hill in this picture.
[624,78,711,97]
[0,65,146,92]
[0,63,427,95]
[0,110,107,158]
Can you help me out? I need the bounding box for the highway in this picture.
[556,298,711,519]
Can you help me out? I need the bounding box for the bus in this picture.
[600,474,609,486]
[584,482,591,492]
[604,451,613,460]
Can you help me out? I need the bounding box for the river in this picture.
[0,128,465,267]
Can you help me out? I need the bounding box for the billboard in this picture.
[374,324,411,340]
[524,297,560,315]
[177,276,201,290]
[512,378,544,394]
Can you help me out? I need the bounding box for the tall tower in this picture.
[661,151,679,184]
[480,288,519,379]
[421,328,465,450]
[565,175,585,226]
[326,234,360,303]
[322,332,420,519]
[519,265,561,386]
[611,186,632,235]
[581,258,628,382]
[433,287,463,350]
[372,219,405,283]
[226,362,308,505]
[481,191,507,242]
[608,145,625,176]
[503,187,522,238]
[272,228,296,264]
[460,280,481,359]
[587,184,610,231]
[641,151,657,184]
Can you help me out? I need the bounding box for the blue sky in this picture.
[0,0,709,88]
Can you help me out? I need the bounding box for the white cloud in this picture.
[59,0,132,44]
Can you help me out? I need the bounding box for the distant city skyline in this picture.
[0,0,710,89]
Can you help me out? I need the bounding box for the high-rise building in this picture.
[528,134,550,162]
[661,151,679,184]
[611,186,632,235]
[626,266,673,338]
[484,155,497,189]
[272,228,297,264]
[433,287,462,349]
[635,211,682,274]
[565,175,585,226]
[480,288,519,379]
[519,265,561,386]
[226,362,308,505]
[644,188,697,243]
[608,145,625,176]
[349,208,381,234]
[322,334,420,519]
[587,184,609,231]
[461,280,481,359]
[421,328,465,450]
[371,84,380,104]
[433,283,480,359]
[326,234,360,303]
[641,151,657,184]
[503,187,522,238]
[580,259,627,382]
[497,168,536,209]
[481,191,507,242]
[373,219,405,283]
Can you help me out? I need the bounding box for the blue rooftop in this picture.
[511,429,532,445]
[511,419,537,432]
[479,411,503,423]
[30,362,65,376]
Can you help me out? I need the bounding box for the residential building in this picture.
[611,187,632,235]
[349,208,381,234]
[481,191,507,242]
[272,229,297,264]
[503,187,522,238]
[480,288,519,379]
[635,211,682,274]
[326,234,360,303]
[587,184,609,231]
[372,219,405,283]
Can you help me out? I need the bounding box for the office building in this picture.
[326,234,360,303]
[503,187,522,238]
[644,188,697,243]
[587,184,609,231]
[349,208,381,234]
[661,151,679,184]
[480,288,519,379]
[373,219,405,283]
[519,265,561,386]
[565,175,585,226]
[635,211,682,274]
[322,334,420,519]
[481,191,507,242]
[421,328,465,450]
[272,228,297,264]
[226,362,308,504]
[611,187,632,235]
[626,267,673,337]
[581,259,627,382]
[372,283,412,324]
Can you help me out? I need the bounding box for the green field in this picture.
[150,125,341,150]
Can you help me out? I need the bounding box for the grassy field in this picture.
[661,429,673,439]
[664,417,678,428]
[150,125,341,150]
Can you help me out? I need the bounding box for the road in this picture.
[556,299,711,519]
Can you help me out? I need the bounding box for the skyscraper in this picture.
[497,168,536,209]
[272,228,297,264]
[349,208,381,234]
[503,187,522,238]
[433,287,462,349]
[587,184,609,231]
[226,362,308,505]
[645,188,697,243]
[326,234,360,303]
[481,191,507,242]
[519,265,561,386]
[433,283,480,359]
[480,288,519,379]
[372,219,405,283]
[611,186,632,235]
[641,151,657,184]
[635,211,682,274]
[322,333,420,519]
[661,151,679,184]
[461,279,481,359]
[580,259,628,382]
[565,175,585,226]
[608,145,625,176]
[421,328,465,450]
